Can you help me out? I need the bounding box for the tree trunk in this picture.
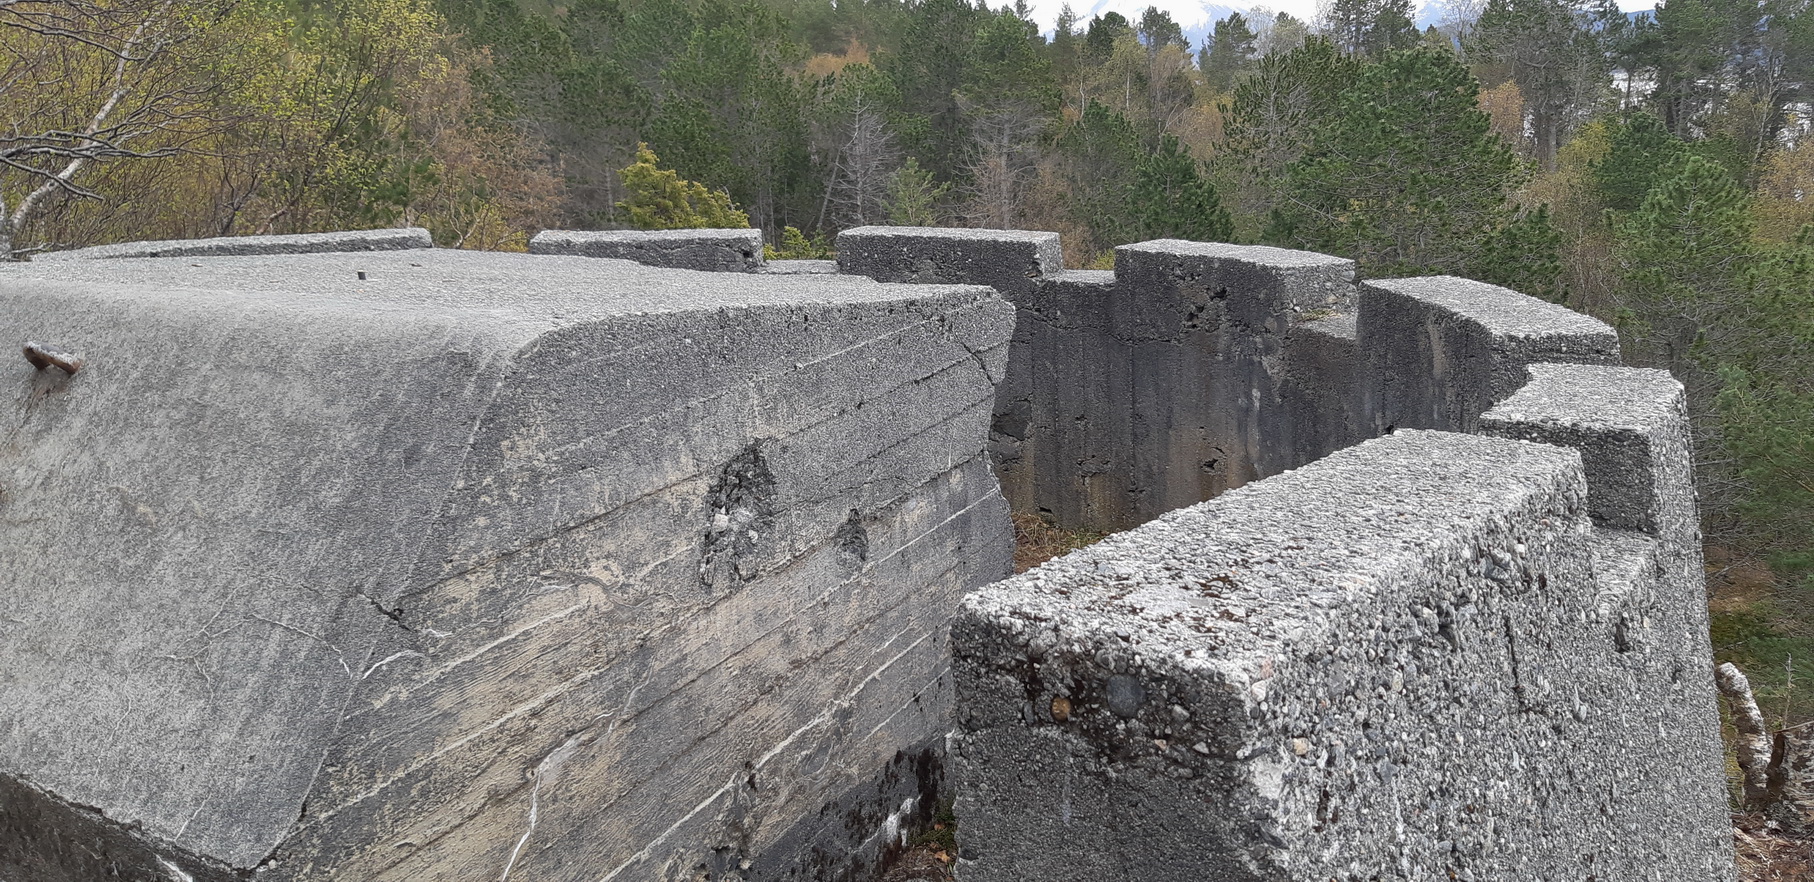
[1718,662,1775,808]
[1767,722,1814,838]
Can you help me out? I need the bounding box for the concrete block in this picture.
[952,429,1735,882]
[835,226,1062,300]
[760,258,839,274]
[0,250,1012,882]
[1282,312,1367,466]
[1360,276,1619,433]
[1479,363,1695,535]
[1477,363,1730,873]
[1046,241,1354,528]
[989,269,1122,526]
[34,228,432,260]
[1111,240,1355,335]
[528,228,765,271]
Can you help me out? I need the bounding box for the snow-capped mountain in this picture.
[1024,0,1450,47]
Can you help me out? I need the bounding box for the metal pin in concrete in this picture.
[23,342,82,375]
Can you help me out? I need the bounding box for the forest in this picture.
[1,0,1810,715]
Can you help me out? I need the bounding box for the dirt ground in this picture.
[1734,813,1814,881]
[875,820,1807,881]
[875,843,954,882]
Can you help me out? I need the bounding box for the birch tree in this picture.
[0,0,230,258]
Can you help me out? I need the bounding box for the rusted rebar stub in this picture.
[23,342,82,375]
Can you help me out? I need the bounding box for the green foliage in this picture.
[1592,113,1688,212]
[1200,13,1257,92]
[1219,38,1359,237]
[1715,230,1814,579]
[885,157,948,226]
[882,0,981,182]
[617,143,750,229]
[764,225,832,258]
[645,1,810,227]
[1324,0,1419,57]
[1057,101,1143,251]
[963,5,1059,114]
[1468,0,1611,167]
[1472,204,1565,301]
[1136,6,1186,53]
[1083,11,1131,59]
[1267,46,1523,276]
[1131,135,1232,242]
[1616,153,1751,297]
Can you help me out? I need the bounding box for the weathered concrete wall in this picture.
[837,228,1357,532]
[34,228,432,260]
[530,228,766,271]
[592,228,1631,536]
[1479,363,1732,871]
[1360,276,1622,434]
[833,230,1631,535]
[0,249,1012,881]
[951,428,1734,881]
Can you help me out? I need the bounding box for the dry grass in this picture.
[1011,511,1107,573]
[875,842,955,882]
[1735,813,1814,881]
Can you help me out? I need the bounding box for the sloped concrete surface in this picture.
[0,250,1012,881]
[33,228,432,260]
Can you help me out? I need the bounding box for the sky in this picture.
[1014,0,1660,42]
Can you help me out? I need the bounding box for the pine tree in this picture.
[1200,13,1259,92]
[1084,11,1132,60]
[1323,0,1419,58]
[1591,112,1689,212]
[885,157,949,226]
[1220,38,1359,234]
[1471,205,1565,301]
[1056,101,1145,252]
[1136,6,1186,56]
[1470,0,1608,168]
[617,143,750,229]
[1616,153,1752,301]
[886,0,982,183]
[1131,135,1234,242]
[1270,47,1522,275]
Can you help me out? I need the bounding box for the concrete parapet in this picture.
[1099,241,1356,523]
[1282,312,1368,465]
[847,231,1362,532]
[1479,363,1696,535]
[761,258,840,274]
[0,250,1011,881]
[1478,363,1731,873]
[951,430,1735,882]
[1111,240,1355,328]
[835,226,1063,299]
[34,227,433,260]
[1360,276,1620,434]
[528,227,765,271]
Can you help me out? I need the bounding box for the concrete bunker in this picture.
[0,225,1735,881]
[0,242,1012,881]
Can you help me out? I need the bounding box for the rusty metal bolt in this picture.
[23,342,82,375]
